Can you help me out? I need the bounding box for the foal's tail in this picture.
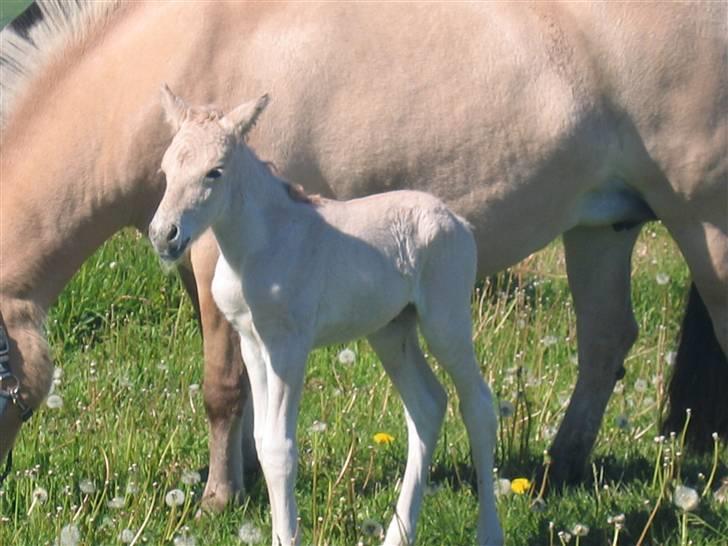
[664,282,728,450]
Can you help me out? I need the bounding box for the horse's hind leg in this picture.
[663,219,728,446]
[187,234,249,511]
[549,225,641,485]
[417,290,503,545]
[367,308,448,546]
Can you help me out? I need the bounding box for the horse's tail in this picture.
[664,282,728,450]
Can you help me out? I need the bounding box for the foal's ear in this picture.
[160,83,189,132]
[223,94,270,138]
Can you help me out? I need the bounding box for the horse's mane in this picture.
[259,159,325,206]
[0,0,124,127]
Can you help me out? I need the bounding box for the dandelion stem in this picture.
[702,433,720,498]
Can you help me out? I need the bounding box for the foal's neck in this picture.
[211,145,302,269]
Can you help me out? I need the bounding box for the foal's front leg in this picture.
[255,331,310,546]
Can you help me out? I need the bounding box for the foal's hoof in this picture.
[198,486,243,515]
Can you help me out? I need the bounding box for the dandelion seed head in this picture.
[173,535,196,546]
[59,523,81,546]
[79,479,96,495]
[361,518,384,539]
[494,478,511,497]
[634,378,648,393]
[498,400,515,418]
[571,523,589,537]
[615,414,630,430]
[557,531,572,543]
[165,488,185,507]
[308,420,328,433]
[106,496,125,509]
[541,335,558,347]
[337,348,356,365]
[238,521,263,544]
[46,394,63,409]
[188,383,200,395]
[53,368,63,381]
[181,470,201,486]
[125,481,139,495]
[119,529,135,543]
[32,486,48,504]
[673,484,699,512]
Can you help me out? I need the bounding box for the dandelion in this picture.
[173,535,196,546]
[165,488,185,507]
[571,523,589,537]
[46,394,63,409]
[125,481,139,495]
[106,496,125,509]
[238,521,263,544]
[615,414,630,430]
[673,484,699,512]
[655,272,670,285]
[714,477,728,504]
[361,518,384,539]
[634,378,648,393]
[188,383,200,395]
[337,348,356,365]
[511,477,531,494]
[557,530,572,544]
[79,478,96,495]
[494,478,511,497]
[498,400,515,418]
[373,432,395,445]
[181,470,201,486]
[665,351,677,366]
[119,529,135,543]
[309,420,328,433]
[58,523,81,546]
[32,486,48,504]
[541,335,558,347]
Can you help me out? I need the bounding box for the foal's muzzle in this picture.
[150,221,190,262]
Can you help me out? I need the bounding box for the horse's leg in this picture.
[187,234,248,511]
[662,220,728,446]
[549,225,641,484]
[254,332,309,546]
[366,308,447,546]
[417,293,502,546]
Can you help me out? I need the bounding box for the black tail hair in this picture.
[664,282,728,450]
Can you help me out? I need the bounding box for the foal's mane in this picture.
[0,0,124,127]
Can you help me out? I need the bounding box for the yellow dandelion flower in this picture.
[511,478,531,494]
[373,432,395,445]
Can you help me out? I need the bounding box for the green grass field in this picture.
[0,225,725,546]
[1,3,726,545]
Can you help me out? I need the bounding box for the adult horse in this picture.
[1,0,725,512]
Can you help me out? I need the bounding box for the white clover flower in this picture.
[119,529,135,543]
[181,470,201,486]
[655,272,670,285]
[494,478,512,497]
[498,400,515,418]
[673,484,699,512]
[571,523,589,537]
[106,496,125,509]
[309,420,328,433]
[165,488,185,507]
[337,348,356,365]
[79,479,96,495]
[59,523,81,546]
[238,521,263,544]
[360,518,384,539]
[46,394,63,409]
[32,486,48,504]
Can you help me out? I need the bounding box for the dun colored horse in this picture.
[1,1,726,512]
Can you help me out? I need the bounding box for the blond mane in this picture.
[0,0,124,127]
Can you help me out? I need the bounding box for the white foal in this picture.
[149,85,503,546]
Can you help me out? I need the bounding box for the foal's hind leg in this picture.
[549,225,641,485]
[417,296,503,545]
[367,308,447,546]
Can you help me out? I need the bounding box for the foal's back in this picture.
[294,190,476,346]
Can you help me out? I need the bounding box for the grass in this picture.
[0,224,726,546]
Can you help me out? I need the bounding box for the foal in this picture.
[150,86,503,546]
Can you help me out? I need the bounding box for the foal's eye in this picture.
[205,168,223,180]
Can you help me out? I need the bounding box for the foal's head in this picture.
[150,84,269,262]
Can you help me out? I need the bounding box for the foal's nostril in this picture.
[166,224,180,243]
